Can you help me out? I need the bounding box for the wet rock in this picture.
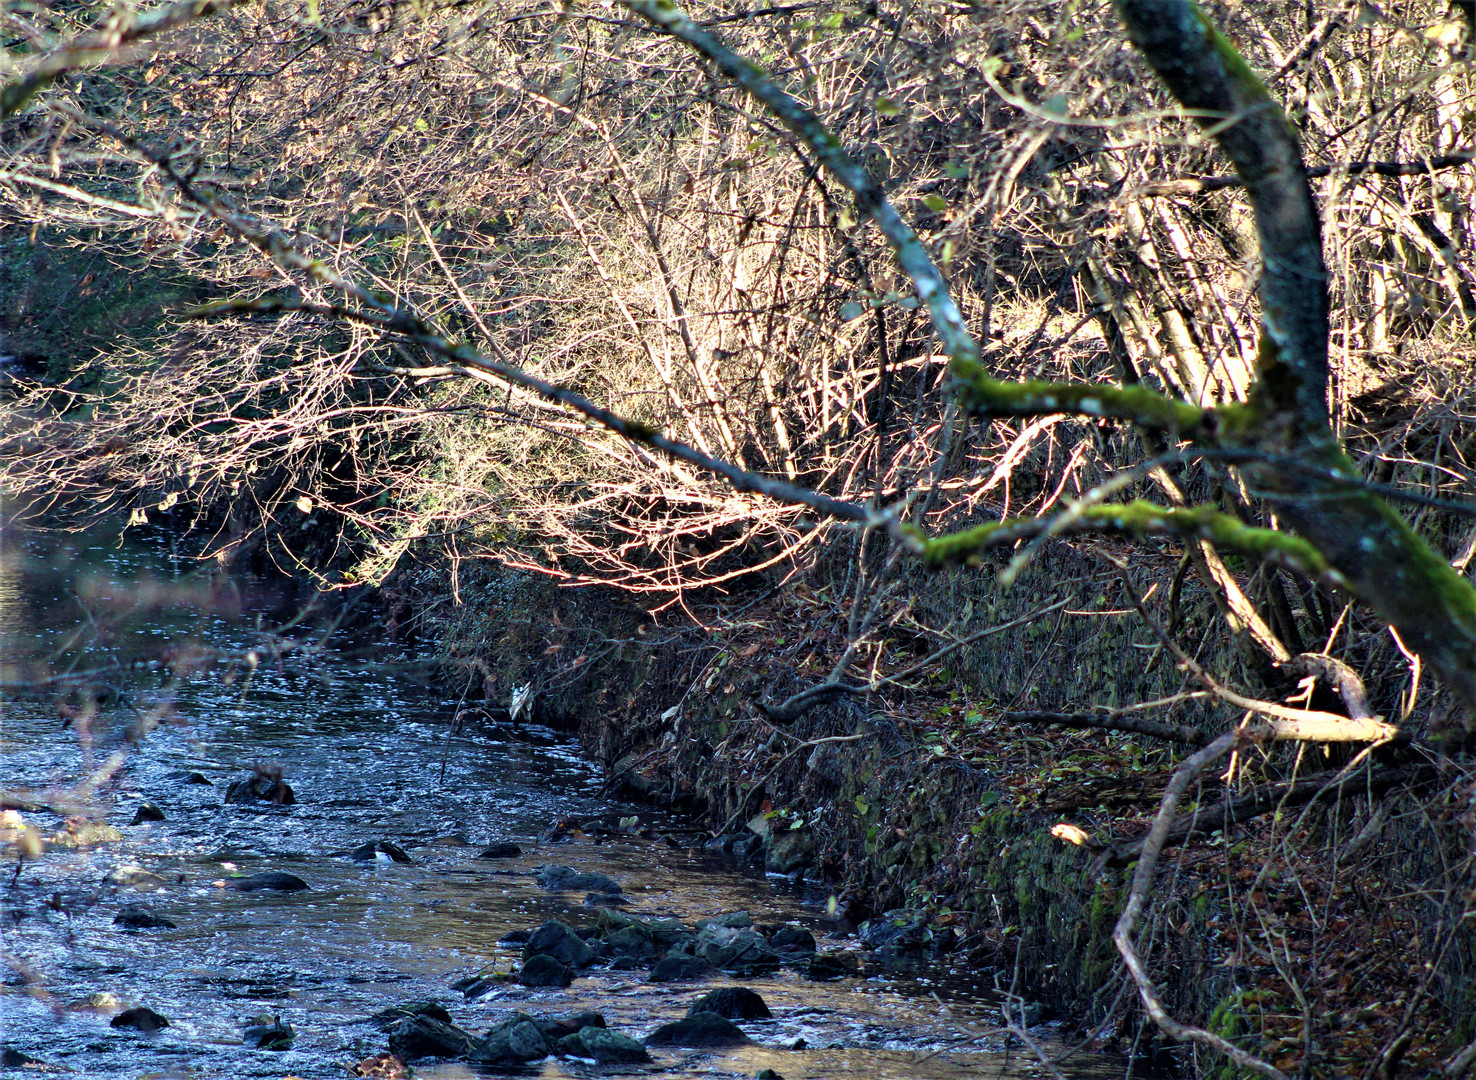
[243,1013,294,1050]
[350,840,413,864]
[694,924,782,975]
[228,871,310,893]
[705,832,751,851]
[518,954,574,987]
[67,991,124,1014]
[558,1026,651,1063]
[370,1001,454,1029]
[497,928,533,947]
[1001,1000,1056,1027]
[476,841,522,858]
[687,987,771,1020]
[386,1013,476,1059]
[351,1052,410,1077]
[806,951,863,980]
[542,1010,606,1039]
[130,802,166,824]
[0,1046,46,1068]
[583,892,626,907]
[224,773,296,805]
[524,919,595,967]
[471,1017,548,1065]
[764,828,815,874]
[453,975,504,1000]
[695,910,752,931]
[111,1006,169,1031]
[113,903,176,930]
[858,909,932,951]
[648,954,717,982]
[766,924,817,954]
[169,770,213,786]
[535,864,621,894]
[756,1070,786,1080]
[645,1012,752,1048]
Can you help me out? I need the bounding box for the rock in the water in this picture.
[518,954,574,987]
[687,987,771,1020]
[350,840,412,864]
[387,1014,476,1059]
[767,924,817,954]
[228,871,310,893]
[602,925,657,964]
[543,1010,606,1039]
[645,1013,752,1048]
[476,841,522,858]
[695,910,752,931]
[756,1071,786,1080]
[857,908,931,951]
[113,904,176,930]
[243,1014,294,1050]
[496,928,533,947]
[583,891,626,907]
[471,1017,549,1065]
[111,1006,169,1032]
[130,802,166,824]
[0,1047,46,1068]
[169,771,213,786]
[370,1001,454,1030]
[648,954,717,982]
[806,951,863,980]
[535,864,621,894]
[694,924,782,975]
[559,1026,651,1063]
[764,828,815,874]
[524,919,595,967]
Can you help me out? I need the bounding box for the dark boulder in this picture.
[766,924,817,954]
[113,904,176,930]
[558,1027,651,1063]
[535,865,621,894]
[764,829,815,874]
[583,892,626,907]
[496,928,533,947]
[476,841,522,859]
[518,954,574,987]
[806,951,863,980]
[602,926,657,965]
[649,954,717,982]
[695,910,752,931]
[387,1014,476,1059]
[227,871,310,893]
[169,771,213,786]
[111,1007,169,1032]
[687,987,771,1020]
[224,773,296,805]
[470,1017,548,1065]
[645,1013,752,1048]
[523,920,595,968]
[0,1047,46,1068]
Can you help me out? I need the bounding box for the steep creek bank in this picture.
[0,527,1122,1078]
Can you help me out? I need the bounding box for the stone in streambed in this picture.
[477,841,522,858]
[518,954,573,987]
[523,919,595,967]
[687,987,771,1020]
[602,925,657,964]
[387,1014,477,1059]
[228,871,310,892]
[858,908,931,951]
[536,864,621,894]
[111,1006,169,1032]
[695,910,752,931]
[0,1046,47,1068]
[645,1012,752,1048]
[583,891,626,907]
[350,840,412,864]
[224,773,296,805]
[765,924,817,954]
[806,951,863,980]
[113,903,176,930]
[558,1026,651,1064]
[243,1013,294,1050]
[755,1070,786,1080]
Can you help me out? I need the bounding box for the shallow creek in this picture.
[0,528,1120,1079]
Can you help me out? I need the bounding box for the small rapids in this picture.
[0,527,1122,1079]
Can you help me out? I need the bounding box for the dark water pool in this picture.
[0,525,1121,1079]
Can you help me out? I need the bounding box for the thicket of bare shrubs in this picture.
[3,0,1475,1074]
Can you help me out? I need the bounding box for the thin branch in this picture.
[1133,152,1475,198]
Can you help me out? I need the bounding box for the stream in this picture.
[0,525,1122,1079]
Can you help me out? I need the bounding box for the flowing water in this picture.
[0,525,1123,1079]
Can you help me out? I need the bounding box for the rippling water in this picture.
[0,525,1122,1079]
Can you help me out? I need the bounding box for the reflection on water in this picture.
[0,525,1122,1079]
